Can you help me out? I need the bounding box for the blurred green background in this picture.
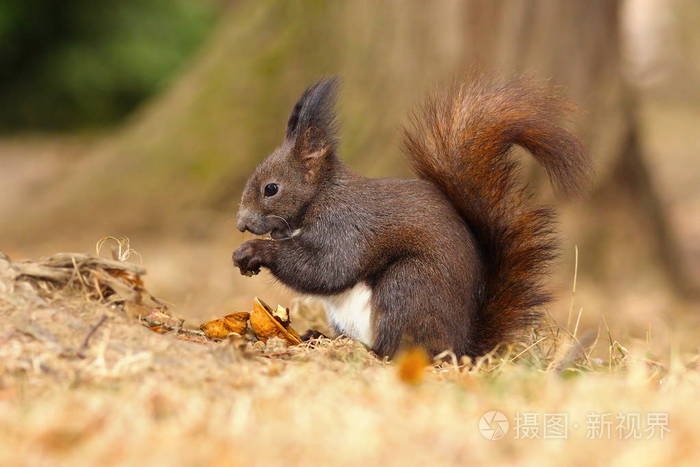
[0,0,217,130]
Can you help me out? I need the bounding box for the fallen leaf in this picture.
[396,347,431,385]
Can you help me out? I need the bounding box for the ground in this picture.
[1,96,699,465]
[1,250,699,466]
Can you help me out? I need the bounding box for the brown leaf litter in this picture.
[0,251,304,349]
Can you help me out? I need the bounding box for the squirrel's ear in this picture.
[298,145,332,182]
[286,76,339,156]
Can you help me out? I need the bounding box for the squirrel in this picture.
[233,76,590,359]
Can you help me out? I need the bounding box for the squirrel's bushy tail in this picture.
[403,76,590,356]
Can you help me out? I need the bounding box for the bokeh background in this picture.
[1,0,698,353]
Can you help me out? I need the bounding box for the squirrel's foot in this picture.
[300,329,330,342]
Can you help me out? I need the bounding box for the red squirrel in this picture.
[233,76,590,359]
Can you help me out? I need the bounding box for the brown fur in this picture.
[404,76,590,354]
[233,76,590,359]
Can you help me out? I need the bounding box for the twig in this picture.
[77,316,108,358]
[93,276,105,301]
[139,317,206,340]
[566,245,579,331]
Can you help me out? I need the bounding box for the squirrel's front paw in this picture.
[232,240,268,276]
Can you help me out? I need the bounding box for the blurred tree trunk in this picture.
[459,0,695,298]
[4,0,694,297]
[2,1,458,243]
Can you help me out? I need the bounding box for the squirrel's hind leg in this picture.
[369,258,459,359]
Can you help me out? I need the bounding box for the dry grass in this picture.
[1,250,699,466]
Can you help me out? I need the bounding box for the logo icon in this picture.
[479,410,509,440]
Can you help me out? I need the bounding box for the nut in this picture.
[249,297,301,345]
[200,311,250,339]
[200,319,229,339]
[273,305,290,326]
[223,312,250,335]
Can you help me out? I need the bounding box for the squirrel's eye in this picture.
[264,183,279,197]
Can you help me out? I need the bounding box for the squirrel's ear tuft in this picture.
[286,76,339,154]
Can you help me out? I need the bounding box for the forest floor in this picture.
[1,95,699,466]
[1,248,700,467]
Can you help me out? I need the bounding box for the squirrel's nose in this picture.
[236,208,250,232]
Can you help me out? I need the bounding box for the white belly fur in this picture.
[313,283,373,346]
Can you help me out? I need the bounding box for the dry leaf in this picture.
[175,332,209,345]
[396,347,431,385]
[142,308,182,329]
